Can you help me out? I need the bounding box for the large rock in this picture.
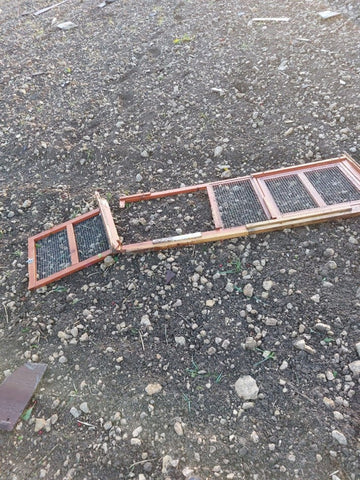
[235,375,259,400]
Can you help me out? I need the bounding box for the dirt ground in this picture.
[1,0,360,479]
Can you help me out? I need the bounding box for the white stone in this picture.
[243,283,254,297]
[57,21,78,30]
[314,322,331,332]
[214,146,224,157]
[132,426,142,437]
[333,411,344,420]
[182,466,194,477]
[80,402,90,414]
[70,327,78,337]
[311,294,320,303]
[34,418,46,432]
[130,438,142,446]
[162,455,179,474]
[279,360,288,370]
[70,407,80,418]
[245,337,257,350]
[145,383,162,395]
[235,375,259,400]
[57,331,68,340]
[323,397,335,409]
[262,279,273,291]
[293,338,306,351]
[349,360,360,376]
[174,421,184,436]
[175,336,186,346]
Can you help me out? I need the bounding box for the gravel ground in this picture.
[1,0,360,479]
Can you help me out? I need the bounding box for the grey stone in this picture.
[132,426,142,437]
[80,402,90,414]
[214,145,223,157]
[174,336,186,346]
[104,420,113,431]
[349,360,360,376]
[245,337,257,350]
[331,430,347,445]
[103,255,115,267]
[314,322,332,332]
[235,375,259,400]
[70,407,80,418]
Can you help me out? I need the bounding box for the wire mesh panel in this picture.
[264,174,317,214]
[213,180,268,227]
[36,229,71,280]
[28,209,113,290]
[74,214,109,262]
[305,166,360,205]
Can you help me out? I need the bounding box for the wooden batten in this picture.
[96,192,121,250]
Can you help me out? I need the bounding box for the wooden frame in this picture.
[28,153,360,290]
[28,209,113,290]
[117,154,360,253]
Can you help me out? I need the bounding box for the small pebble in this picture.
[331,430,347,445]
[145,383,162,395]
[70,407,80,418]
[174,421,184,436]
[80,402,90,414]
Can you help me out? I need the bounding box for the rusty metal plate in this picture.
[0,363,47,431]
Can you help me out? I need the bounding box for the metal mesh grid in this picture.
[213,180,268,227]
[36,229,71,280]
[74,214,109,262]
[265,174,317,213]
[305,166,360,205]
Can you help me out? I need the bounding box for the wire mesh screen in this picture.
[305,166,360,205]
[74,214,109,262]
[265,174,317,213]
[36,229,71,280]
[213,180,268,227]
